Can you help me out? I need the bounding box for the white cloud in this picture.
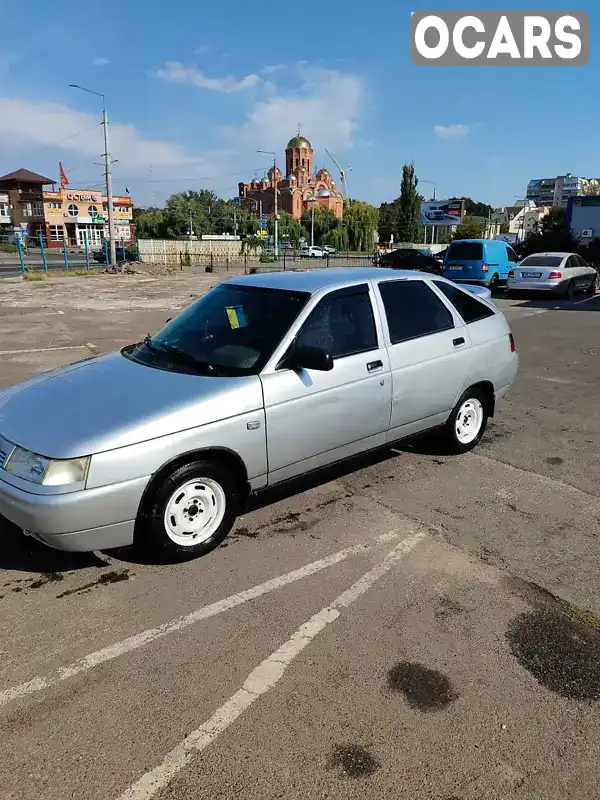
[92,57,110,67]
[223,66,363,155]
[261,64,284,74]
[0,98,204,172]
[433,124,470,140]
[155,61,260,93]
[193,45,210,55]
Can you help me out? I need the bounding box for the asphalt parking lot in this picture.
[1,272,600,800]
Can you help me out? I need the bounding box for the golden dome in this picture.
[286,135,312,150]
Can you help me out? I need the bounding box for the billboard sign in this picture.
[495,233,518,245]
[420,199,463,226]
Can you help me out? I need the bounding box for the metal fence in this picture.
[176,251,376,274]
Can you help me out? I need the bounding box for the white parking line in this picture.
[0,345,87,356]
[0,531,401,710]
[116,531,427,800]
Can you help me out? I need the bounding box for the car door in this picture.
[374,278,473,442]
[260,283,392,484]
[574,254,593,288]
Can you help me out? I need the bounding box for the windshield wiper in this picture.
[143,333,156,351]
[156,343,223,375]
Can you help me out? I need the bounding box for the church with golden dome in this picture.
[238,134,344,222]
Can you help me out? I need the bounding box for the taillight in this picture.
[482,262,489,273]
[548,271,562,280]
[508,270,515,279]
[509,333,516,353]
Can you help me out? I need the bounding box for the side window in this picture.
[296,288,378,359]
[507,246,518,263]
[576,255,588,267]
[379,280,454,344]
[433,281,495,324]
[567,255,578,269]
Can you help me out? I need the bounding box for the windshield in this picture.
[447,242,484,261]
[520,255,564,267]
[128,283,310,376]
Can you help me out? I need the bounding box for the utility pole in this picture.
[103,101,117,265]
[69,84,116,265]
[257,150,277,259]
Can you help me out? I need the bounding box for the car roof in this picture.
[524,251,572,258]
[449,239,502,245]
[227,267,429,294]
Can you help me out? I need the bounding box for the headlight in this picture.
[4,447,90,486]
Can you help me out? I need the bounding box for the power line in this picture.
[22,123,103,155]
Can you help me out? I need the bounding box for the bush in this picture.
[0,243,18,253]
[259,251,276,263]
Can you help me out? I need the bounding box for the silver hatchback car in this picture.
[0,268,518,559]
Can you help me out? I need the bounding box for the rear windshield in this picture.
[447,242,483,261]
[520,255,563,267]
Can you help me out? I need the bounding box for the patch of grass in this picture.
[564,602,600,631]
[23,268,96,281]
[0,243,18,254]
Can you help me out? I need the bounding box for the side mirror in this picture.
[292,344,334,372]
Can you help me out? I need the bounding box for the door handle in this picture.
[367,360,383,372]
[453,337,465,347]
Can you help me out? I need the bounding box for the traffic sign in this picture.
[233,197,240,208]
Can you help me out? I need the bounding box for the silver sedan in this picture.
[507,252,597,298]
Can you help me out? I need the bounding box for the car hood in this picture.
[0,351,263,459]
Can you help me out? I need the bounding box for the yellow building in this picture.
[43,188,134,249]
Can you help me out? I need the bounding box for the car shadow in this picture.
[0,516,109,575]
[502,291,600,311]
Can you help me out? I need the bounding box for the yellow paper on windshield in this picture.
[226,305,247,329]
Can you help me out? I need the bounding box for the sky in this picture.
[0,0,598,209]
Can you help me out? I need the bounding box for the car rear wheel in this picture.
[438,388,489,455]
[585,274,597,294]
[565,280,575,299]
[489,274,500,292]
[140,459,239,559]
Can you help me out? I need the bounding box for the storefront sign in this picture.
[0,193,8,204]
[67,191,101,202]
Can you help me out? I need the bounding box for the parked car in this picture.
[322,245,337,254]
[0,268,517,559]
[301,246,326,258]
[507,252,598,298]
[444,239,518,291]
[93,246,137,264]
[378,248,443,275]
[425,209,444,221]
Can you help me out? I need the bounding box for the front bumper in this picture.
[0,473,148,551]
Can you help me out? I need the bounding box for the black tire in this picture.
[565,280,575,300]
[489,274,500,293]
[139,459,240,560]
[437,388,489,455]
[585,274,597,294]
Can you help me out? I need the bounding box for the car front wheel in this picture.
[439,388,489,454]
[140,459,239,559]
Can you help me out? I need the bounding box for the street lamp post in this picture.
[420,181,437,246]
[69,84,116,265]
[257,150,278,259]
[306,189,331,248]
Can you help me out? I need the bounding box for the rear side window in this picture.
[576,255,588,267]
[447,242,483,261]
[506,246,518,263]
[433,281,495,324]
[379,280,454,344]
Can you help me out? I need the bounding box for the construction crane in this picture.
[325,149,351,200]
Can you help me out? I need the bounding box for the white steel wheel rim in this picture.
[163,478,226,547]
[455,398,484,444]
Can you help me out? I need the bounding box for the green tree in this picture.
[451,215,486,240]
[300,207,341,246]
[397,164,422,243]
[343,199,379,252]
[267,211,305,247]
[516,207,578,258]
[378,199,400,243]
[132,207,166,239]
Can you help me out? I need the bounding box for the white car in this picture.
[301,246,326,259]
[507,252,597,298]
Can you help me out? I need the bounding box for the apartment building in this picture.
[0,168,55,241]
[43,188,134,249]
[526,174,600,208]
